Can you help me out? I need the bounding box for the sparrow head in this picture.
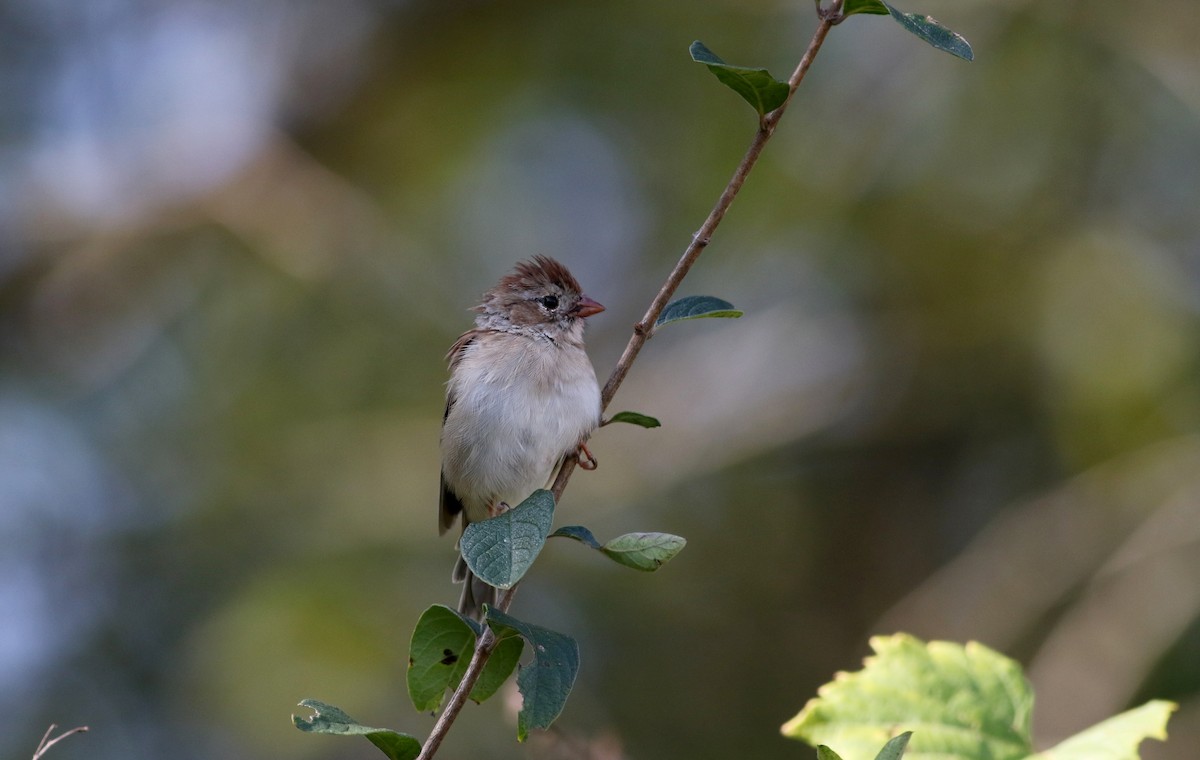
[476,256,605,338]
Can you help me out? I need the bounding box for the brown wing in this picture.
[438,330,478,535]
[445,329,479,372]
[439,468,464,535]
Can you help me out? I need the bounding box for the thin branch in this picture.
[418,10,840,758]
[597,9,838,412]
[32,725,89,760]
[415,587,517,760]
[416,627,496,760]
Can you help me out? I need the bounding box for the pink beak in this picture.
[574,295,605,318]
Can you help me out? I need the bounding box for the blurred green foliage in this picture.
[3,1,1200,759]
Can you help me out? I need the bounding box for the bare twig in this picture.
[32,724,89,760]
[418,9,841,758]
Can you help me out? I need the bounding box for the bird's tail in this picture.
[453,554,497,620]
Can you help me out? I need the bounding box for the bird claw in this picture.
[487,501,512,518]
[576,442,598,470]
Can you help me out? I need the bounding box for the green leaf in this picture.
[1032,700,1176,760]
[781,634,1034,760]
[407,605,475,712]
[551,525,603,549]
[553,526,686,571]
[485,608,580,741]
[607,411,662,428]
[406,605,523,710]
[655,295,743,329]
[842,0,890,16]
[470,629,525,704]
[877,2,974,61]
[875,731,913,760]
[460,489,555,589]
[600,532,687,571]
[817,735,914,760]
[293,699,421,760]
[689,41,789,116]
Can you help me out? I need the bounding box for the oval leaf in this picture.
[607,411,662,428]
[407,605,475,712]
[293,699,421,760]
[600,532,687,572]
[551,525,602,550]
[879,1,974,61]
[689,41,789,116]
[406,605,522,709]
[470,631,525,704]
[817,747,847,760]
[842,0,890,16]
[460,489,555,589]
[781,634,1033,759]
[655,295,743,329]
[484,608,580,742]
[875,731,913,760]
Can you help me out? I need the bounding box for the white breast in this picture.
[441,333,600,523]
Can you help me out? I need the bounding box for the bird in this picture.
[440,256,605,618]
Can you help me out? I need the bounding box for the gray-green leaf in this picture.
[689,41,789,116]
[551,525,603,550]
[554,526,686,571]
[872,1,974,61]
[655,295,743,329]
[293,699,421,760]
[875,731,913,760]
[607,411,662,428]
[484,608,580,741]
[601,532,687,571]
[814,733,913,760]
[460,489,555,589]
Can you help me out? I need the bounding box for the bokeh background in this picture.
[4,0,1200,758]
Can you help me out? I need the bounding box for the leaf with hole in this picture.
[484,608,580,741]
[406,605,522,711]
[689,41,789,116]
[407,605,475,712]
[607,411,662,428]
[293,699,421,760]
[460,489,555,589]
[655,295,743,329]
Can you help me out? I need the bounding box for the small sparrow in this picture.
[440,256,605,618]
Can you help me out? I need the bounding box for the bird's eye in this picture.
[539,295,559,310]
